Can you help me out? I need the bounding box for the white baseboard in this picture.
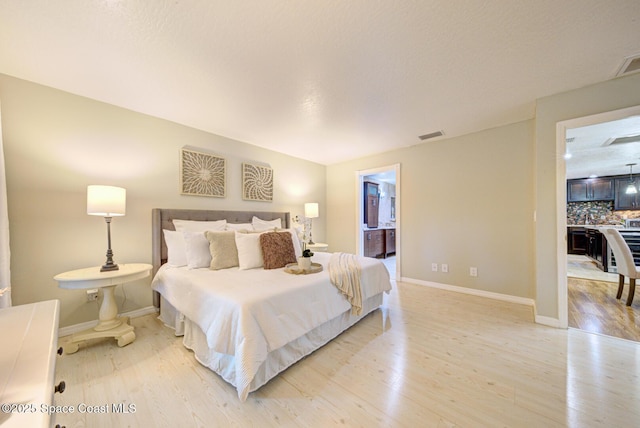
[58,305,158,338]
[401,276,536,308]
[534,315,562,328]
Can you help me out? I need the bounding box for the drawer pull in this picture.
[55,425,66,428]
[55,381,66,394]
[57,347,63,356]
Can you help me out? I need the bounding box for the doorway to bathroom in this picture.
[356,164,401,280]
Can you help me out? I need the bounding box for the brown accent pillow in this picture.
[259,231,297,269]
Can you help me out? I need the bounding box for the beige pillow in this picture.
[204,230,239,270]
[260,231,297,269]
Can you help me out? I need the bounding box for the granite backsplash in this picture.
[567,201,640,225]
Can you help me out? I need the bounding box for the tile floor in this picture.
[567,254,617,283]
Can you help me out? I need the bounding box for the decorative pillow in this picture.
[226,223,254,231]
[163,229,187,267]
[260,232,297,269]
[183,231,212,269]
[252,216,282,231]
[173,219,227,233]
[204,230,239,270]
[235,231,264,270]
[278,228,303,258]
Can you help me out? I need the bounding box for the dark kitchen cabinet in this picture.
[614,177,640,210]
[567,178,614,202]
[567,227,587,255]
[364,182,379,228]
[586,228,608,271]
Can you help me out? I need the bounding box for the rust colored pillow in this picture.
[260,231,297,269]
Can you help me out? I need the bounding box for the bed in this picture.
[150,208,392,401]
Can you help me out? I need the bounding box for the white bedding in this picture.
[151,252,391,400]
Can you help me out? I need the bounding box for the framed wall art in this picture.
[242,162,273,202]
[180,148,226,197]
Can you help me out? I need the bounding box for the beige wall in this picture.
[3,69,639,328]
[328,71,640,323]
[0,74,326,327]
[534,72,640,319]
[327,120,535,298]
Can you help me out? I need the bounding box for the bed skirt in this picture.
[158,293,384,399]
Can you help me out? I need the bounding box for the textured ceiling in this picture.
[0,1,639,165]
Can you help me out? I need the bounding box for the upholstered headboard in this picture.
[151,208,290,273]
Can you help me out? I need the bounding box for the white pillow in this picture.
[252,216,281,231]
[163,229,187,267]
[173,219,227,233]
[183,231,212,269]
[226,223,254,231]
[279,228,302,258]
[235,231,264,270]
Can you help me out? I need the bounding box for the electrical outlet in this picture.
[86,289,99,302]
[431,263,438,272]
[470,267,478,277]
[441,264,448,273]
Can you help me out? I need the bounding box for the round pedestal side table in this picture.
[54,263,152,353]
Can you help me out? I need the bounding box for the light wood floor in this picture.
[55,281,640,427]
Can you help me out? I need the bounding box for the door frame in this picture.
[356,163,401,280]
[555,104,640,328]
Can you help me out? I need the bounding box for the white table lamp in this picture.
[87,185,126,272]
[304,202,319,244]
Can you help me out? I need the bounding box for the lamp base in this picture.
[100,220,119,272]
[100,262,119,272]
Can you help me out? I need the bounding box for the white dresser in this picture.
[0,300,62,428]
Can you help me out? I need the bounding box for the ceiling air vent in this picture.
[418,130,444,141]
[616,53,640,77]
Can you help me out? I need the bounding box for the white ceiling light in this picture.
[564,137,574,160]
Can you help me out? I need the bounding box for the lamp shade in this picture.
[87,185,126,216]
[304,202,319,218]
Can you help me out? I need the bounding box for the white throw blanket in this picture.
[329,252,363,316]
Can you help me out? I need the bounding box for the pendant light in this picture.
[625,163,638,194]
